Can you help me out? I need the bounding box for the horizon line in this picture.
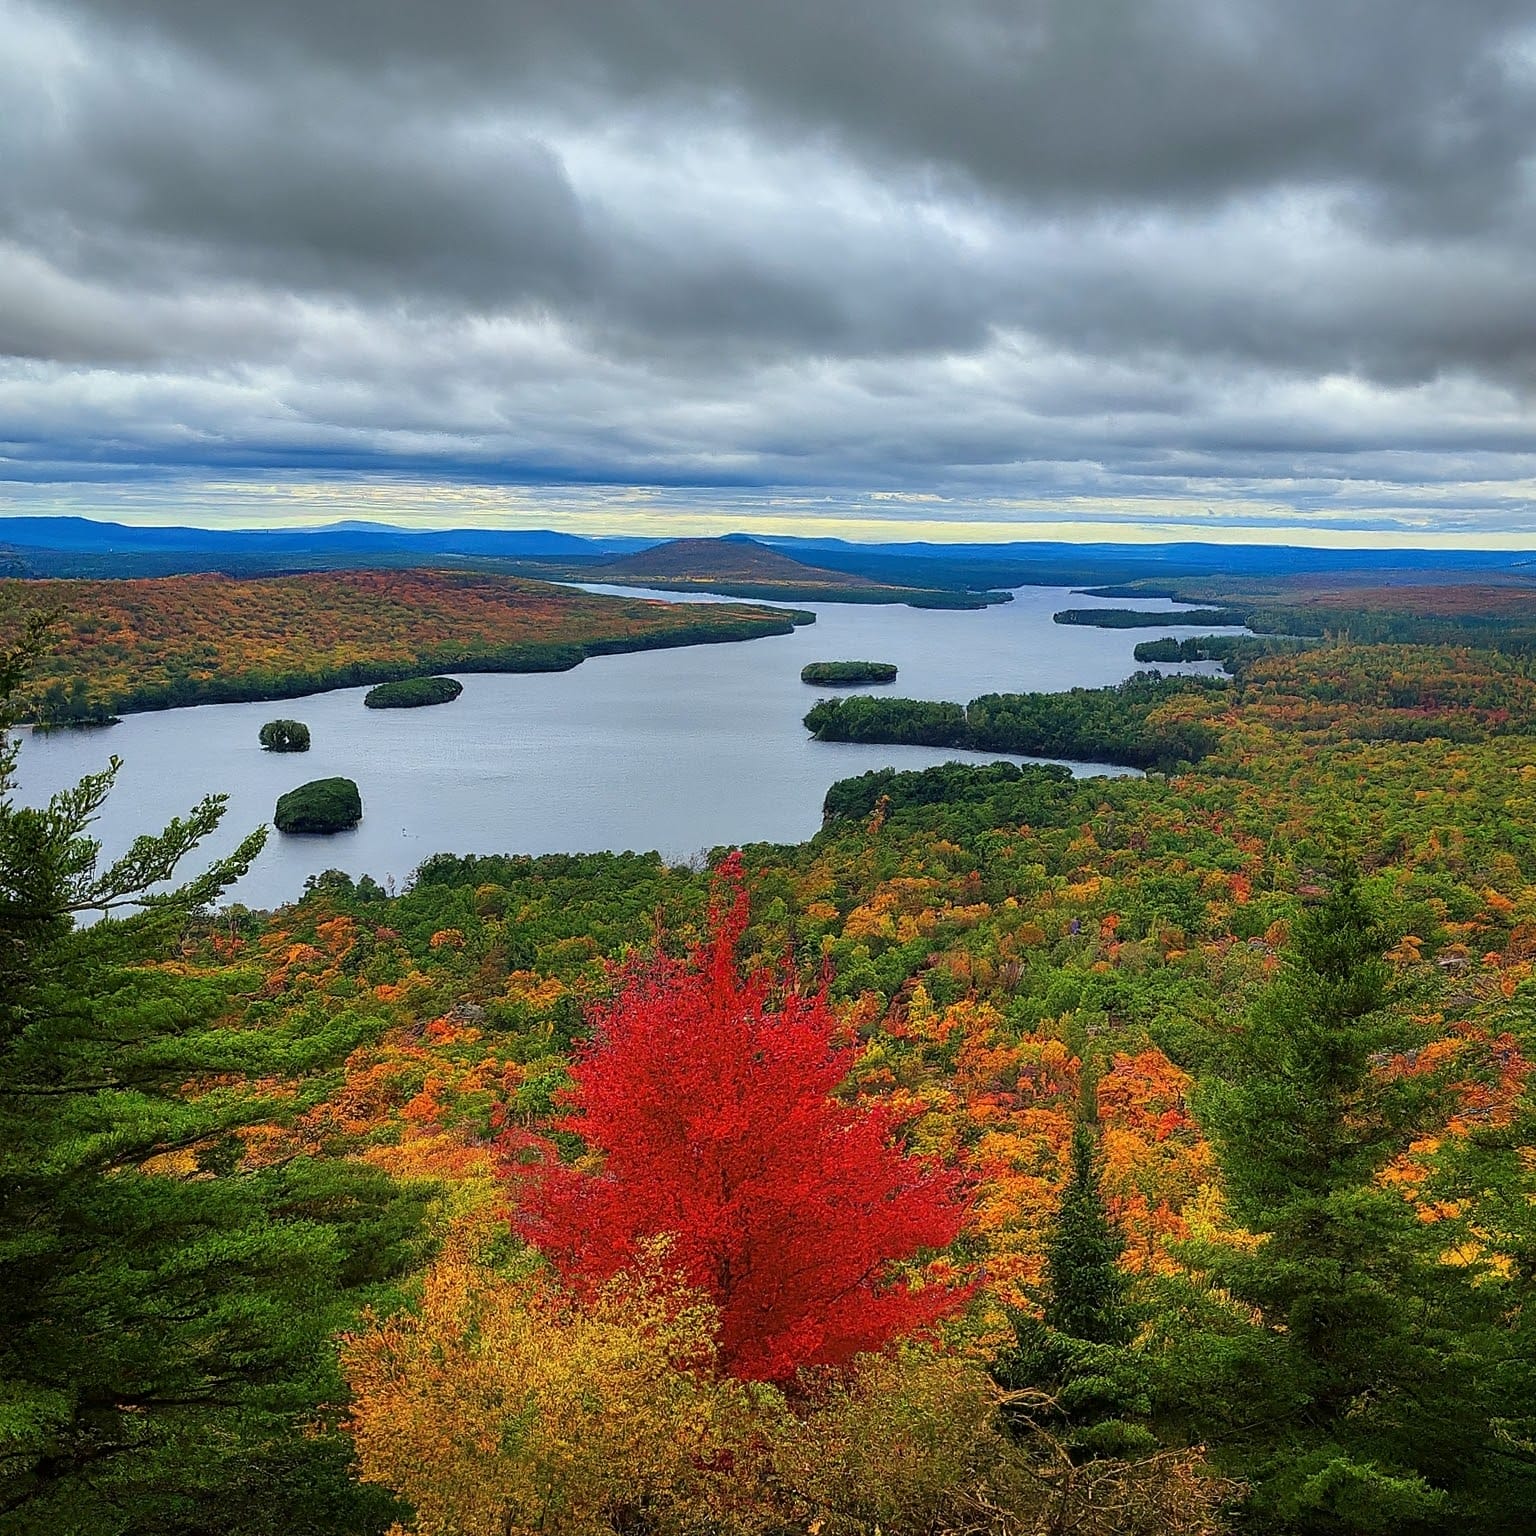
[4,507,1536,558]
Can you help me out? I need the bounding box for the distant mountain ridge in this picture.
[592,537,881,587]
[0,515,612,560]
[578,536,1014,609]
[0,513,1528,589]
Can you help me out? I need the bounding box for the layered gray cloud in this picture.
[3,0,1536,540]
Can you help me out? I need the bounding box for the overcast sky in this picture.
[3,0,1536,545]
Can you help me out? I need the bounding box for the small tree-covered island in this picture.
[259,717,311,751]
[273,775,363,833]
[800,660,899,685]
[363,676,463,709]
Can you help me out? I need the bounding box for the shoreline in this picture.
[17,609,807,725]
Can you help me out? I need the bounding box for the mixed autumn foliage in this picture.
[509,852,971,1384]
[1,569,797,718]
[10,585,1536,1532]
[1121,572,1536,653]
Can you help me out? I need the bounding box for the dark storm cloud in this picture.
[3,0,1536,537]
[56,0,1536,214]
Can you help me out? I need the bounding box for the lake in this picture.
[11,584,1243,911]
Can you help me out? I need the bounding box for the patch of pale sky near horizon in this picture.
[4,474,1536,551]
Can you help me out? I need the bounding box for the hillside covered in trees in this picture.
[1,569,801,720]
[1101,573,1536,653]
[580,536,1007,608]
[7,606,1536,1533]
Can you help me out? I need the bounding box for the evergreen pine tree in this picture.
[1046,1120,1131,1346]
[1165,871,1534,1533]
[0,621,423,1534]
[993,1117,1155,1462]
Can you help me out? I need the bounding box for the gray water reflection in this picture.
[12,585,1243,912]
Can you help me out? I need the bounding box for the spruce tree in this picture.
[1166,872,1533,1533]
[0,621,422,1534]
[993,1118,1154,1461]
[1046,1120,1131,1346]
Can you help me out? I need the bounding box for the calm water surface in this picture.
[12,585,1242,911]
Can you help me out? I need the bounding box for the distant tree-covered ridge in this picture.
[805,674,1224,771]
[259,718,310,751]
[800,660,899,685]
[0,569,801,720]
[1054,606,1248,629]
[274,776,363,834]
[579,535,1010,608]
[1101,576,1536,655]
[598,576,1003,607]
[363,676,462,709]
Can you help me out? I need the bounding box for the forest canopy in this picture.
[8,593,1536,1533]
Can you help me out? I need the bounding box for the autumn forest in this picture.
[5,570,799,722]
[6,567,1536,1536]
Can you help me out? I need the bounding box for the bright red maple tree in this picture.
[509,852,972,1384]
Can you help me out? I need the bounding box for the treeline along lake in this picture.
[11,584,1244,910]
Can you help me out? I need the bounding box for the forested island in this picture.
[259,718,311,751]
[274,775,363,833]
[800,660,899,685]
[804,674,1223,771]
[9,586,1536,1535]
[0,569,802,719]
[1053,605,1248,629]
[1132,635,1223,663]
[363,676,463,709]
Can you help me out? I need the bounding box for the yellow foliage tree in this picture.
[342,1234,1235,1536]
[342,1240,764,1536]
